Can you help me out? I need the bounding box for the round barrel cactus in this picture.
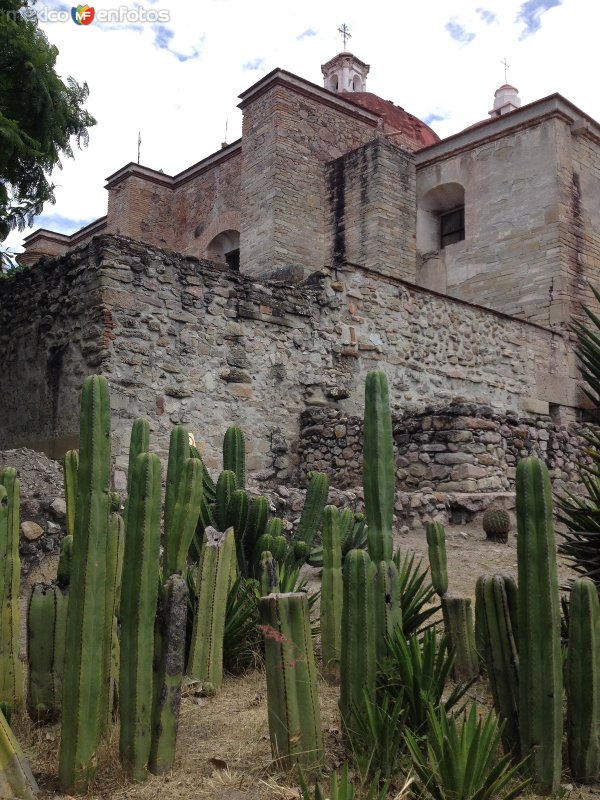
[482,508,511,543]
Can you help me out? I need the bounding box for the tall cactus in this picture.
[260,551,280,596]
[187,527,236,690]
[124,418,150,531]
[320,506,343,682]
[363,371,394,562]
[214,470,236,533]
[340,549,376,737]
[99,504,124,735]
[374,560,402,661]
[57,535,73,589]
[293,471,329,551]
[164,426,190,542]
[27,582,67,721]
[0,469,23,714]
[259,592,323,769]
[440,596,479,682]
[425,521,448,597]
[63,450,79,539]
[567,577,600,783]
[149,574,188,776]
[0,708,38,800]
[516,457,562,795]
[163,457,203,579]
[475,574,520,757]
[119,452,161,782]
[223,426,245,489]
[59,374,111,793]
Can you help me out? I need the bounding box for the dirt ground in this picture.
[13,521,600,800]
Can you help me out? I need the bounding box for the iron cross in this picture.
[501,57,509,83]
[338,23,351,51]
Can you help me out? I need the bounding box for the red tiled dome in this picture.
[339,91,440,149]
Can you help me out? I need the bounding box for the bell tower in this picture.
[321,52,370,93]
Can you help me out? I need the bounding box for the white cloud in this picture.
[3,0,596,253]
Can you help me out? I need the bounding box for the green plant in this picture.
[441,596,479,682]
[378,626,473,735]
[405,704,530,800]
[363,371,394,563]
[344,689,406,780]
[163,456,203,580]
[0,468,23,714]
[57,534,73,589]
[149,574,188,776]
[340,549,376,738]
[516,457,562,795]
[63,449,78,539]
[0,707,38,799]
[298,762,391,800]
[187,527,236,689]
[222,576,262,673]
[293,471,329,551]
[482,508,511,543]
[320,505,343,681]
[259,551,280,596]
[566,576,600,783]
[119,451,161,782]
[307,511,367,567]
[223,426,245,489]
[59,374,111,793]
[99,501,124,735]
[259,592,323,769]
[123,418,150,533]
[475,574,519,758]
[425,521,448,597]
[393,549,439,636]
[26,582,67,721]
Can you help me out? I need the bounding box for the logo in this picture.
[71,4,95,24]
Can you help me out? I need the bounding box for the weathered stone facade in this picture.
[0,235,581,488]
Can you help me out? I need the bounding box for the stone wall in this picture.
[0,239,112,457]
[327,138,416,282]
[0,235,579,487]
[299,402,589,493]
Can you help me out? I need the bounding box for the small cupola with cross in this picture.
[489,58,521,117]
[321,24,370,93]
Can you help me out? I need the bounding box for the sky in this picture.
[3,0,591,254]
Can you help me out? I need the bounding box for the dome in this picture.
[338,91,440,149]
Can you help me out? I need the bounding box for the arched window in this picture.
[329,75,339,92]
[417,182,465,252]
[352,74,362,91]
[207,230,240,270]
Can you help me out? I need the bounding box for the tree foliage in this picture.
[0,0,95,241]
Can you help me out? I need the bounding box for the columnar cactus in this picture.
[163,457,203,580]
[119,452,161,782]
[59,374,111,793]
[293,471,329,551]
[164,426,190,542]
[214,470,236,533]
[567,577,600,783]
[441,596,479,682]
[241,495,269,570]
[340,549,376,737]
[187,527,236,690]
[124,418,150,531]
[99,504,124,735]
[363,371,394,563]
[0,707,38,800]
[260,552,280,596]
[425,521,448,597]
[223,426,245,489]
[0,469,23,714]
[476,574,520,757]
[320,506,343,682]
[516,457,562,795]
[57,535,73,589]
[307,511,367,567]
[26,582,67,721]
[149,574,188,776]
[63,449,79,538]
[374,560,402,661]
[259,592,323,769]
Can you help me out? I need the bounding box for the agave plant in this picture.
[394,549,440,636]
[556,284,600,588]
[298,762,392,800]
[343,689,406,780]
[378,626,473,735]
[404,704,530,800]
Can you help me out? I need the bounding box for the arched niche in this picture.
[207,229,240,270]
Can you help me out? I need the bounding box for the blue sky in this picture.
[3,0,590,252]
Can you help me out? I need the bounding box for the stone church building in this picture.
[3,50,600,513]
